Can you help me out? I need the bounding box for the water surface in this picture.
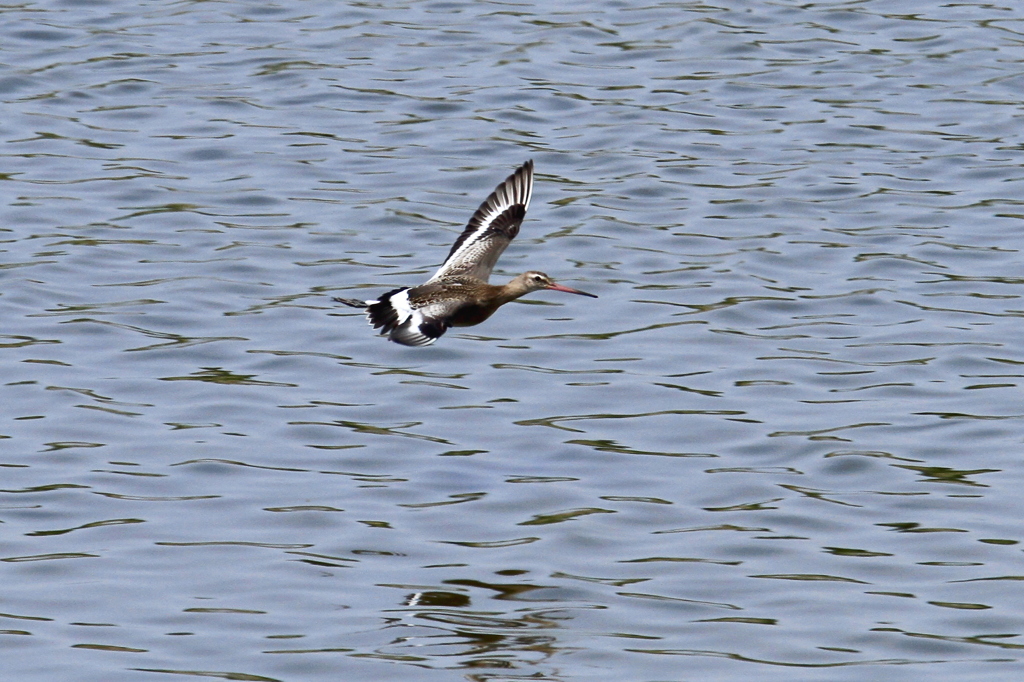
[3,1,1024,680]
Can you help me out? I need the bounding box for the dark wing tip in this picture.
[390,317,448,346]
[365,288,408,332]
[490,203,526,240]
[441,161,535,263]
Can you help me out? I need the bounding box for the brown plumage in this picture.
[334,161,596,346]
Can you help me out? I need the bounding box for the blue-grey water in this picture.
[3,1,1024,680]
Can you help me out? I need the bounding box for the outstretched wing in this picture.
[427,160,533,283]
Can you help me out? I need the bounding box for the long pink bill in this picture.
[547,282,597,298]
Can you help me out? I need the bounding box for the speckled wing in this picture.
[427,160,534,283]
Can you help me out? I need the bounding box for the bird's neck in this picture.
[496,276,535,303]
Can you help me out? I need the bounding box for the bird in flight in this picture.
[335,160,596,346]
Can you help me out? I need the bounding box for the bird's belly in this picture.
[447,303,496,327]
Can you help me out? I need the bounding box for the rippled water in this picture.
[4,1,1024,680]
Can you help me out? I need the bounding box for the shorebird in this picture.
[334,160,596,346]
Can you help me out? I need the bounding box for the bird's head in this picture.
[519,271,597,298]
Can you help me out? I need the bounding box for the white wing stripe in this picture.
[428,161,533,282]
[387,289,415,325]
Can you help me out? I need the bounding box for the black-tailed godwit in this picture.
[334,160,596,346]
